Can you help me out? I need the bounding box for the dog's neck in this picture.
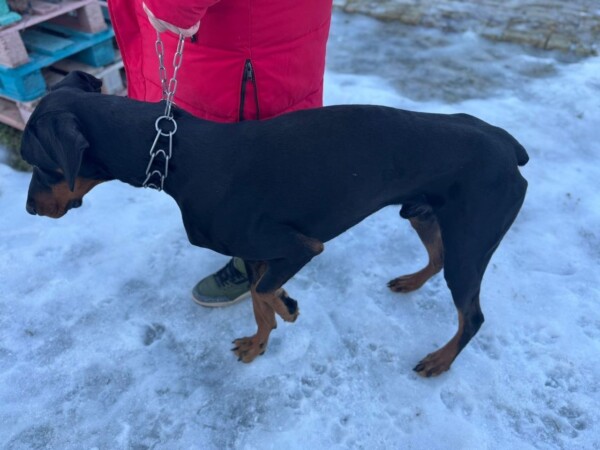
[78,96,186,193]
[71,93,231,213]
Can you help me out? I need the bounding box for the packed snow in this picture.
[1,12,599,450]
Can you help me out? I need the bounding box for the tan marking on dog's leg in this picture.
[388,214,444,293]
[413,311,465,377]
[231,284,301,363]
[231,286,277,363]
[232,257,302,362]
[298,235,325,255]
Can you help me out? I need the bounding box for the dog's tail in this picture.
[457,113,529,167]
[495,125,529,167]
[514,140,529,167]
[496,126,529,166]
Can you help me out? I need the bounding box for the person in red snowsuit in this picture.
[108,0,333,306]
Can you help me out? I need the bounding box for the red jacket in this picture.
[108,0,332,122]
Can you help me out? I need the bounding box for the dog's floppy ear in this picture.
[21,124,55,169]
[51,70,102,93]
[26,112,89,191]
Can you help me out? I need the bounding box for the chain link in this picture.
[156,31,185,117]
[144,31,186,191]
[155,37,167,100]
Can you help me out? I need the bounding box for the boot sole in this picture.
[191,289,251,308]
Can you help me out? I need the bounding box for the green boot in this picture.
[192,257,251,307]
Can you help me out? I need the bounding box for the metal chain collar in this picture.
[143,32,186,191]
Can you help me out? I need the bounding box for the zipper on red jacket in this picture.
[239,59,260,121]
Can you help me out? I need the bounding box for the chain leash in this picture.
[143,32,186,191]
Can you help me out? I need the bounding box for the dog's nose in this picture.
[69,199,82,209]
[26,201,37,215]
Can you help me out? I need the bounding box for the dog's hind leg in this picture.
[412,213,489,377]
[388,202,444,293]
[413,175,527,376]
[232,234,323,363]
[413,285,484,378]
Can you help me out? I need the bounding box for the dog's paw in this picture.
[388,273,426,293]
[413,349,454,377]
[231,336,267,363]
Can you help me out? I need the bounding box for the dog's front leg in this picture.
[232,286,299,363]
[231,235,321,363]
[231,261,300,363]
[232,288,277,363]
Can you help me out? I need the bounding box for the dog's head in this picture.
[21,71,106,218]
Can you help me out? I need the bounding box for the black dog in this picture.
[21,71,528,376]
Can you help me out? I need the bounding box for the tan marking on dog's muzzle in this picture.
[28,177,104,218]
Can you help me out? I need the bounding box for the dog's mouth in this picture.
[26,198,83,218]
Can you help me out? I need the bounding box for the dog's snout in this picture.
[26,200,37,215]
[69,199,82,209]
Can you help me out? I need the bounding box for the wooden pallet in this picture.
[0,55,124,130]
[0,0,122,129]
[0,0,107,67]
[0,0,22,28]
[0,21,115,100]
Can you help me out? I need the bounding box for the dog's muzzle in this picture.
[25,198,82,216]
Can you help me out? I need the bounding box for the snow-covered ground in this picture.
[1,12,599,450]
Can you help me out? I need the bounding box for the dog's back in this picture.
[171,104,528,251]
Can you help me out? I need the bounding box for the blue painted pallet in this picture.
[0,23,114,101]
[0,0,21,27]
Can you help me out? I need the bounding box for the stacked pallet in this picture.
[0,0,123,130]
